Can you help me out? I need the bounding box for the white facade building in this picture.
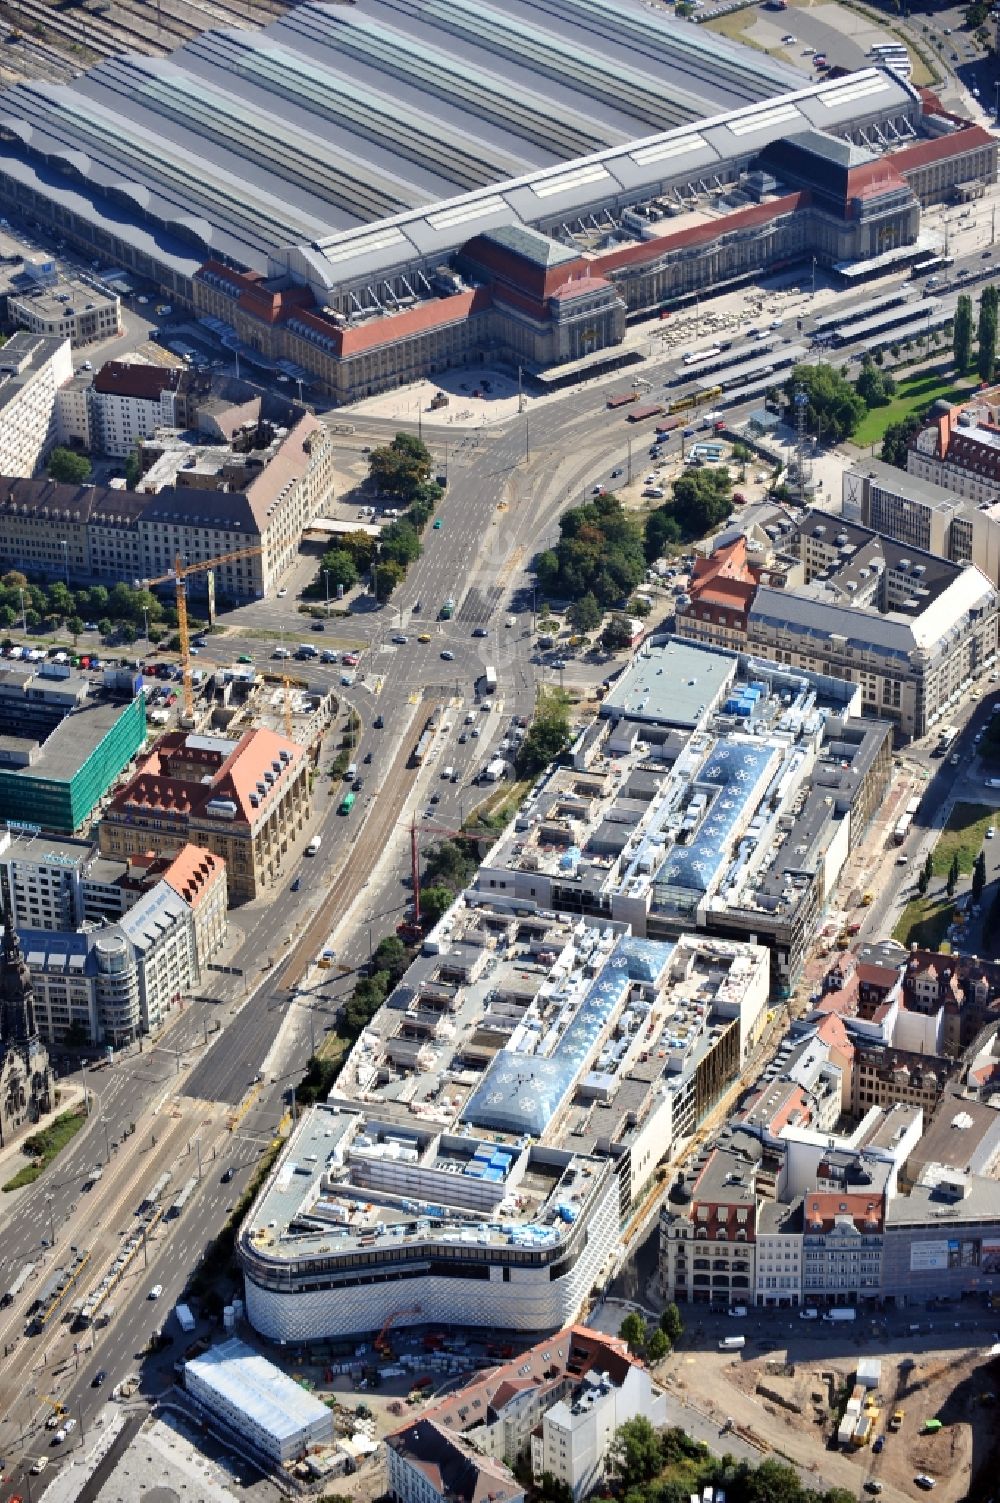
[0,333,73,477]
[531,1366,667,1501]
[185,1338,333,1464]
[92,362,186,457]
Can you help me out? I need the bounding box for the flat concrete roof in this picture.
[600,637,736,728]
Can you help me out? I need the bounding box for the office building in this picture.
[184,1338,334,1464]
[0,663,146,834]
[388,1424,524,1503]
[476,639,892,992]
[0,333,73,477]
[99,728,310,902]
[0,405,334,599]
[21,873,199,1046]
[0,0,995,395]
[0,828,226,968]
[7,275,120,347]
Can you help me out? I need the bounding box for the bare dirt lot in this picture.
[696,1333,1000,1502]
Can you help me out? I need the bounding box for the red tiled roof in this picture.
[338,287,493,357]
[594,192,809,274]
[111,729,303,828]
[803,1190,884,1232]
[550,275,614,300]
[162,843,226,909]
[890,124,996,175]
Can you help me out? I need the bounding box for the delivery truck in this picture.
[175,1303,196,1334]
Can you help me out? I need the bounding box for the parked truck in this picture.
[175,1303,196,1334]
[718,1336,745,1351]
[823,1308,857,1322]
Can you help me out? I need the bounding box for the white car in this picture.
[798,1307,819,1320]
[148,1283,163,1300]
[64,1417,77,1435]
[31,1457,49,1475]
[988,827,996,839]
[781,33,796,44]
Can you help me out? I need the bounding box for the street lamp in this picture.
[44,1194,54,1248]
[18,586,26,635]
[323,569,331,617]
[142,606,149,649]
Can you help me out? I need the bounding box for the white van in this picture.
[306,835,322,856]
[346,762,358,781]
[441,765,455,780]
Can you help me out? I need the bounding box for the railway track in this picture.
[3,0,175,59]
[0,33,76,82]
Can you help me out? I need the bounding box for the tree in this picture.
[973,849,987,904]
[880,413,922,469]
[617,1311,647,1353]
[419,884,455,927]
[368,432,434,501]
[568,591,602,633]
[670,468,733,540]
[98,617,113,640]
[646,1328,669,1362]
[954,293,974,372]
[47,446,92,485]
[372,560,404,599]
[601,614,634,654]
[66,615,84,644]
[125,444,142,489]
[424,839,477,891]
[645,506,682,561]
[340,530,377,572]
[947,853,960,897]
[609,1416,662,1489]
[660,1302,684,1343]
[319,549,358,596]
[742,1459,805,1503]
[379,521,422,569]
[979,285,998,384]
[855,359,895,409]
[370,935,410,986]
[967,0,989,25]
[515,688,572,777]
[783,363,866,445]
[532,495,646,607]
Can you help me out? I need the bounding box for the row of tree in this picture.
[0,569,169,642]
[617,1303,684,1363]
[952,284,999,383]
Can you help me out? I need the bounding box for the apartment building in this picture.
[842,459,1000,585]
[907,392,1000,505]
[387,1328,665,1503]
[92,361,190,457]
[747,513,999,740]
[0,333,73,477]
[99,729,309,902]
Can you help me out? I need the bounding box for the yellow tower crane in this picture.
[142,547,263,719]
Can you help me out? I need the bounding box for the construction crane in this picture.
[374,1305,421,1356]
[141,547,263,720]
[399,817,469,942]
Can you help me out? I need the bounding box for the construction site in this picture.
[690,1329,1000,1502]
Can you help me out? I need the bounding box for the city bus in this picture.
[339,791,356,815]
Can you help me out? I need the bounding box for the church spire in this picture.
[0,893,36,1048]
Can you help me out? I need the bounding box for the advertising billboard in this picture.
[910,1239,981,1272]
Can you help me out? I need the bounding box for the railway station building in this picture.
[0,0,995,399]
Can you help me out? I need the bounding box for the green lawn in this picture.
[2,1105,87,1192]
[931,801,995,876]
[892,895,953,952]
[853,368,976,449]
